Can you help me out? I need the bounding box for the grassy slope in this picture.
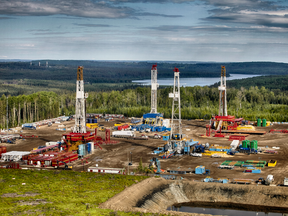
[0,169,152,216]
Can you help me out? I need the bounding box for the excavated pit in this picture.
[100,177,288,216]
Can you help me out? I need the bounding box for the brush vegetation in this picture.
[0,169,154,216]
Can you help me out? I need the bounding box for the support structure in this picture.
[169,68,182,137]
[167,68,184,154]
[73,66,86,133]
[150,64,159,113]
[218,66,227,116]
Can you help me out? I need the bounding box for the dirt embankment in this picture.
[100,177,288,215]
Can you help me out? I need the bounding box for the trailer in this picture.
[233,179,254,184]
[1,151,30,161]
[88,167,125,174]
[21,123,36,130]
[112,131,135,138]
[203,177,229,184]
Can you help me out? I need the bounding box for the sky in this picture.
[0,0,288,62]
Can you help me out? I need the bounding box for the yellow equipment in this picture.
[99,126,105,131]
[237,125,255,131]
[86,123,98,129]
[268,160,277,167]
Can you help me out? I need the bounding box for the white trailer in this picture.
[1,151,30,161]
[88,167,125,174]
[284,177,288,186]
[112,131,135,138]
[45,141,59,146]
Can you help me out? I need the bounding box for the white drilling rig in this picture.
[73,66,87,133]
[150,64,159,114]
[168,67,183,153]
[218,66,227,116]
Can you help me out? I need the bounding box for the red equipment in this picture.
[269,129,288,133]
[206,125,211,137]
[229,135,246,141]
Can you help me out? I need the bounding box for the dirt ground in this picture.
[1,118,288,185]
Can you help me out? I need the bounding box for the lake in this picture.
[132,74,261,87]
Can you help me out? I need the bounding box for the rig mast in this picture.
[73,66,86,133]
[218,66,227,116]
[167,68,184,153]
[150,64,159,113]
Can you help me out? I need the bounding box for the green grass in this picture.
[0,169,157,216]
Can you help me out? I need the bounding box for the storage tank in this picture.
[252,140,258,150]
[257,118,262,127]
[242,140,247,148]
[262,119,266,127]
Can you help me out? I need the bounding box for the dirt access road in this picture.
[1,119,288,184]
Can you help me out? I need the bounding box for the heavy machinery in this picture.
[149,157,162,174]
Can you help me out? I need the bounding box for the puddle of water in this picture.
[167,206,282,216]
[167,202,288,216]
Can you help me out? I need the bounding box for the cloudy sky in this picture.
[0,0,288,62]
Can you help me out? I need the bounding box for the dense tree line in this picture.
[1,61,288,84]
[1,86,288,129]
[211,75,288,91]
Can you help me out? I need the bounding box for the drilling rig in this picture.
[62,67,95,152]
[166,68,184,155]
[73,66,86,133]
[206,66,237,136]
[218,66,227,116]
[150,64,159,114]
[142,64,163,127]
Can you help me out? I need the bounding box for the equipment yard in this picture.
[1,118,288,185]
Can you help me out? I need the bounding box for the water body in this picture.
[167,206,283,216]
[132,74,261,87]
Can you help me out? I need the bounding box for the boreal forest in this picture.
[0,60,288,129]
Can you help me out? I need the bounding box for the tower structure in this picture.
[218,66,227,116]
[150,64,159,113]
[73,66,86,133]
[167,68,183,153]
